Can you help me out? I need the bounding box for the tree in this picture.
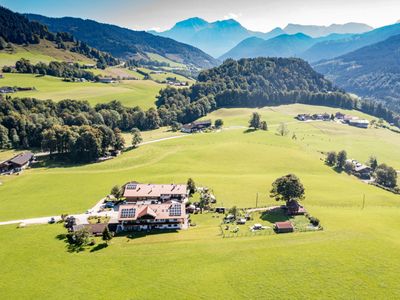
[110,185,122,199]
[260,121,268,131]
[170,121,182,132]
[70,226,91,246]
[326,151,337,166]
[215,119,224,128]
[344,161,354,174]
[113,128,125,150]
[187,178,196,196]
[336,150,347,169]
[270,174,305,204]
[249,112,261,129]
[102,226,113,244]
[375,164,397,188]
[131,128,142,148]
[368,156,378,171]
[0,125,10,148]
[276,123,289,136]
[228,206,239,219]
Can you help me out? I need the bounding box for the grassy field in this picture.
[0,40,95,66]
[0,104,399,299]
[0,73,162,109]
[146,52,188,69]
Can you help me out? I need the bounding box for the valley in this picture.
[0,3,399,299]
[1,104,400,299]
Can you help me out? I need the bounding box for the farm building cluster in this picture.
[296,112,370,128]
[346,159,373,179]
[181,120,212,133]
[65,182,190,235]
[0,152,35,175]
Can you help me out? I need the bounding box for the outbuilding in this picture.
[274,221,294,233]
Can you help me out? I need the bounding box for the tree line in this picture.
[325,151,398,189]
[3,58,97,81]
[155,58,353,125]
[155,58,400,128]
[0,97,164,162]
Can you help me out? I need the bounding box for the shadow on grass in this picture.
[243,128,257,134]
[117,229,179,240]
[260,208,290,223]
[90,242,108,252]
[55,233,67,240]
[32,156,88,169]
[55,232,87,253]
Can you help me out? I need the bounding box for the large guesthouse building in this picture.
[117,182,189,232]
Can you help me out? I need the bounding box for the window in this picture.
[169,204,182,216]
[120,208,136,218]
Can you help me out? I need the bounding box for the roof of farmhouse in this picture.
[118,201,185,220]
[123,182,187,198]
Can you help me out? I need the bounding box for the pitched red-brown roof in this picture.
[274,221,293,229]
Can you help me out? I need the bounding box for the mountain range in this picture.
[220,32,354,60]
[221,23,400,63]
[151,18,372,58]
[26,14,218,69]
[313,33,400,113]
[283,23,372,37]
[149,17,285,57]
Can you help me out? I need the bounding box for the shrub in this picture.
[309,216,320,226]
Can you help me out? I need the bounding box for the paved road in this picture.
[0,197,115,227]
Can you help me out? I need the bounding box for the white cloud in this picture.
[223,12,242,20]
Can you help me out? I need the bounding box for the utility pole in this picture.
[362,194,365,210]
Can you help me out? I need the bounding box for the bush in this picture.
[309,216,320,226]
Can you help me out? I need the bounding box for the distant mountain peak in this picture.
[174,17,208,28]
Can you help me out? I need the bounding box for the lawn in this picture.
[0,104,399,299]
[0,73,163,109]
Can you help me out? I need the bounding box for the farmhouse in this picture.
[0,152,34,174]
[123,182,188,203]
[181,120,212,133]
[117,201,187,231]
[348,119,369,128]
[274,221,294,233]
[115,182,189,232]
[346,159,373,179]
[98,77,115,83]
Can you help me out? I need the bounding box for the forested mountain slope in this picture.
[26,14,219,69]
[313,34,400,113]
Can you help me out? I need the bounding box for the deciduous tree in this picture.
[270,174,305,204]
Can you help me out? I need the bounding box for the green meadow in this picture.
[0,104,399,299]
[0,40,95,66]
[0,73,162,108]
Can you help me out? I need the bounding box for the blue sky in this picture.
[1,0,399,32]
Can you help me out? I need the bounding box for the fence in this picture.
[220,224,323,238]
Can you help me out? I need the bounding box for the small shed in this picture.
[236,218,246,225]
[215,207,225,214]
[274,221,294,233]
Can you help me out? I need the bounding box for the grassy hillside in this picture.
[0,73,162,108]
[0,40,96,66]
[0,104,399,299]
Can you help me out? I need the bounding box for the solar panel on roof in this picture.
[126,183,137,190]
[120,208,136,218]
